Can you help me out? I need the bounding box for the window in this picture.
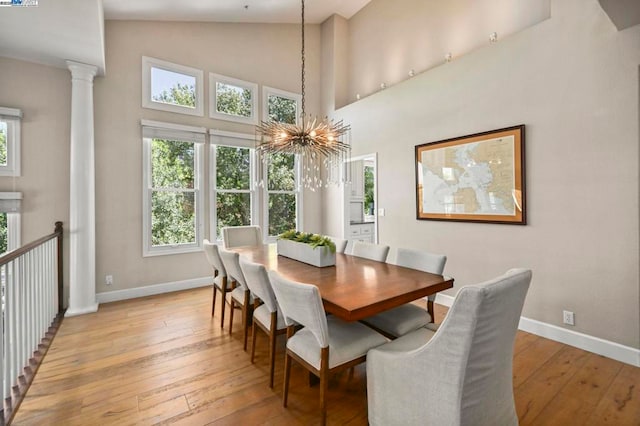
[0,107,22,176]
[261,87,302,238]
[142,120,204,256]
[209,73,258,125]
[142,56,204,116]
[210,131,257,241]
[0,192,22,254]
[262,86,301,125]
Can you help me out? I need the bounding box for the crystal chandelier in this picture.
[256,0,351,189]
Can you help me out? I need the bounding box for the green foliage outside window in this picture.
[0,212,7,254]
[216,83,252,117]
[153,83,196,108]
[0,122,7,166]
[268,95,297,124]
[151,139,196,247]
[216,146,251,238]
[364,165,375,215]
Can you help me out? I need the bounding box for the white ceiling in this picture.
[0,0,370,76]
[103,0,372,24]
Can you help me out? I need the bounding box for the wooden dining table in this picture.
[232,244,454,322]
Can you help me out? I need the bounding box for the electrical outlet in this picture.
[105,275,113,286]
[563,310,574,326]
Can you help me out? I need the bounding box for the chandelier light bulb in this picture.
[309,130,317,137]
[280,131,287,138]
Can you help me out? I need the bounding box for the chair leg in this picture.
[268,312,277,389]
[283,352,292,408]
[211,285,217,317]
[319,347,329,426]
[243,290,251,352]
[220,277,228,328]
[283,325,295,407]
[250,321,258,364]
[228,299,235,336]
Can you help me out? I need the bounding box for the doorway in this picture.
[343,153,378,245]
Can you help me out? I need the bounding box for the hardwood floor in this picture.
[12,287,640,425]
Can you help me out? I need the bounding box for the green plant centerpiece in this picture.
[276,230,336,267]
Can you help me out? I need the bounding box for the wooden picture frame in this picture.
[415,125,526,224]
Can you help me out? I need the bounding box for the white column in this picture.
[65,60,99,317]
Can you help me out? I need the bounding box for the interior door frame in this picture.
[343,153,378,244]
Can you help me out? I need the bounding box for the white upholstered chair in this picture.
[351,241,389,262]
[326,235,347,254]
[219,248,254,351]
[222,225,262,249]
[362,248,447,338]
[203,239,234,328]
[239,258,287,388]
[268,271,387,425]
[367,268,532,426]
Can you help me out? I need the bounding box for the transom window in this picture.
[0,107,22,177]
[142,57,204,116]
[142,120,204,256]
[209,73,258,125]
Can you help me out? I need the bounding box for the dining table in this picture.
[232,244,454,322]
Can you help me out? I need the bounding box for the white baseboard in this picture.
[434,293,640,367]
[96,277,211,304]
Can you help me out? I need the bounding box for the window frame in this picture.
[142,56,204,117]
[0,107,22,177]
[0,192,22,253]
[141,120,205,257]
[209,73,259,125]
[209,130,259,243]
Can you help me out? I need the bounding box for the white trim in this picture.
[209,73,259,125]
[0,107,22,119]
[142,56,204,117]
[7,213,20,251]
[433,292,639,367]
[141,119,206,135]
[209,129,256,149]
[96,277,211,304]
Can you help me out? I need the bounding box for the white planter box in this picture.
[276,239,336,268]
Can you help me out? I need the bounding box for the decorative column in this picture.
[65,60,99,317]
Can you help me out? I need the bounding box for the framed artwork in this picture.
[415,125,526,224]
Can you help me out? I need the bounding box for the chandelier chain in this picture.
[300,0,306,121]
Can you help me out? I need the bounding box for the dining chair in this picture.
[325,235,347,254]
[218,248,254,351]
[268,270,387,425]
[366,268,532,426]
[221,225,262,249]
[203,239,234,328]
[351,241,389,262]
[362,248,447,338]
[239,257,287,388]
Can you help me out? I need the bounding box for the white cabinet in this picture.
[350,160,364,201]
[348,223,374,243]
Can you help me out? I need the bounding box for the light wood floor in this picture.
[12,287,640,425]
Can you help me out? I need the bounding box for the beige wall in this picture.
[93,20,323,294]
[324,0,640,348]
[0,57,71,301]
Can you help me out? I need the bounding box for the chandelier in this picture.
[256,0,351,188]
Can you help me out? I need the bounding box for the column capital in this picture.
[66,60,98,82]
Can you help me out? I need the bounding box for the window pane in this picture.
[216,82,252,118]
[216,146,250,190]
[151,191,195,246]
[268,153,295,191]
[268,94,297,124]
[151,67,196,108]
[151,139,195,189]
[0,121,6,166]
[216,192,251,239]
[269,193,296,236]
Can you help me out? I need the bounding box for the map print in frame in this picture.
[415,125,525,224]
